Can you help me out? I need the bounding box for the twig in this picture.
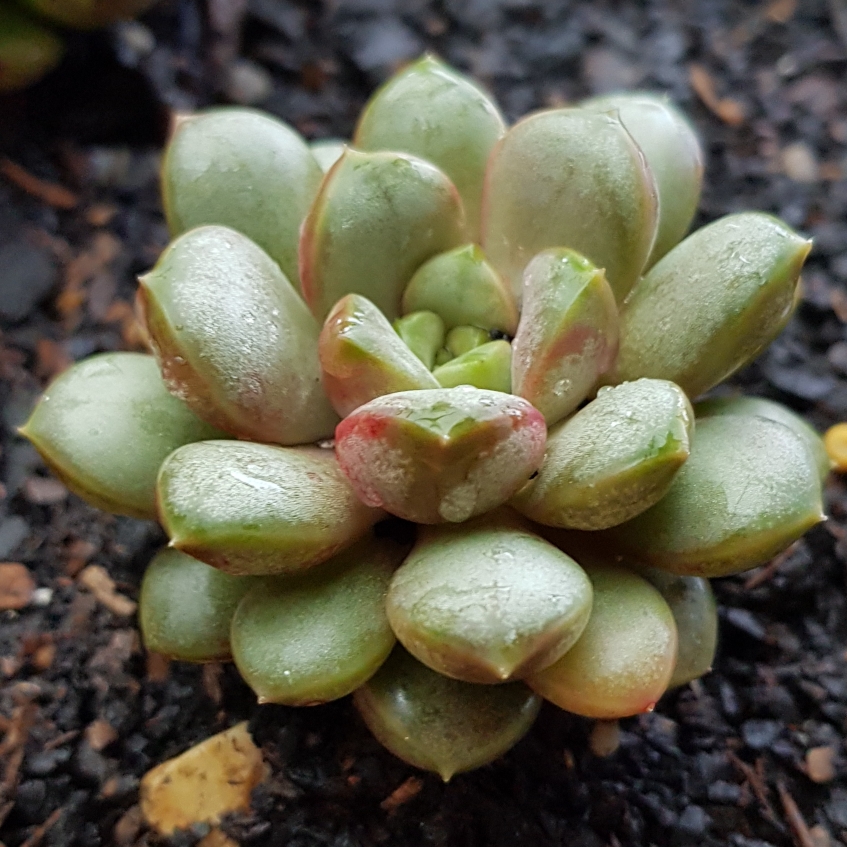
[777,780,816,847]
[380,776,423,812]
[19,807,63,847]
[744,543,798,590]
[728,753,784,830]
[0,158,78,209]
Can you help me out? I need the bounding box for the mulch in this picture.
[1,1,846,845]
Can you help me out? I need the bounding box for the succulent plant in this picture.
[23,55,826,780]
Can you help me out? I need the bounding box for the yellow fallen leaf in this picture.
[140,721,266,836]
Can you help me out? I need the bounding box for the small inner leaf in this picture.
[511,248,619,426]
[319,294,439,417]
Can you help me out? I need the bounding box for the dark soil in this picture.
[1,1,847,845]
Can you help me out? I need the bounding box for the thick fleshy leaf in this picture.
[386,520,593,683]
[433,340,512,393]
[139,549,255,662]
[354,55,506,240]
[19,0,157,28]
[354,647,541,781]
[641,568,717,688]
[20,353,222,520]
[527,566,678,719]
[157,441,383,575]
[310,139,346,172]
[481,108,658,302]
[512,248,619,426]
[582,93,703,267]
[138,225,338,445]
[614,213,811,398]
[161,109,322,286]
[512,379,693,530]
[0,4,63,93]
[319,294,439,417]
[695,395,830,482]
[606,415,825,577]
[335,386,547,524]
[445,325,490,358]
[230,536,404,705]
[300,149,466,322]
[401,245,519,335]
[393,311,446,370]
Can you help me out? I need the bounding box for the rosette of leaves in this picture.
[22,56,825,780]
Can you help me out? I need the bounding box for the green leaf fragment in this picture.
[19,352,223,520]
[309,139,346,172]
[581,92,704,267]
[354,54,506,240]
[138,225,338,446]
[354,647,541,781]
[386,519,593,683]
[0,4,64,93]
[481,108,658,303]
[614,212,812,398]
[694,395,831,482]
[606,415,825,577]
[511,248,619,426]
[19,0,158,28]
[319,294,439,417]
[139,548,256,662]
[161,108,323,287]
[393,311,446,370]
[434,347,454,367]
[527,565,678,719]
[512,379,693,530]
[335,386,547,524]
[445,325,491,358]
[230,536,404,705]
[640,568,718,688]
[300,148,466,322]
[157,441,384,575]
[433,340,512,393]
[401,244,519,335]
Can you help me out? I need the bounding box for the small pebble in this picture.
[0,562,35,610]
[223,59,273,105]
[742,719,781,750]
[0,516,30,559]
[589,720,621,757]
[0,242,57,323]
[677,804,710,835]
[806,745,837,783]
[782,142,819,182]
[25,748,72,777]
